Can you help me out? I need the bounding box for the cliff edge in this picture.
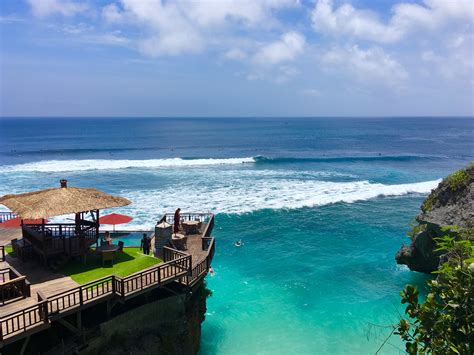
[395,164,474,273]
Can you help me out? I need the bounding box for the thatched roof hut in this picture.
[0,180,131,219]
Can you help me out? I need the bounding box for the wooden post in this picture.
[42,300,49,324]
[96,209,100,247]
[79,286,83,307]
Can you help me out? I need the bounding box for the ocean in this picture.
[0,117,473,354]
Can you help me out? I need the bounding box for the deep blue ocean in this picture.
[0,117,473,354]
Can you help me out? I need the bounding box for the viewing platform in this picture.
[0,183,215,352]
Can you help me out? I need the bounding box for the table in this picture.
[97,245,120,253]
[182,220,200,235]
[172,233,188,250]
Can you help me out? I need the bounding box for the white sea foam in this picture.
[108,178,441,229]
[0,157,256,172]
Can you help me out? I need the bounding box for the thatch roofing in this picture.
[0,186,131,219]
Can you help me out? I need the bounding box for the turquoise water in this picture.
[99,231,151,247]
[0,117,472,354]
[201,199,430,354]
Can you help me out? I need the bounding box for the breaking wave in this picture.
[0,154,440,173]
[0,157,255,172]
[112,178,441,228]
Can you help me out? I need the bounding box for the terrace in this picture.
[0,183,215,349]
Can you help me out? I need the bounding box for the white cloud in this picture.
[102,4,123,23]
[224,48,248,60]
[100,0,299,57]
[321,45,408,87]
[253,31,305,65]
[311,0,474,43]
[27,0,88,17]
[182,0,298,27]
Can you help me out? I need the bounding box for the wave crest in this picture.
[117,179,441,227]
[0,157,255,172]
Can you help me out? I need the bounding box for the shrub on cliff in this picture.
[421,165,473,213]
[396,228,474,354]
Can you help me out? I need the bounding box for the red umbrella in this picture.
[99,213,132,232]
[0,217,49,228]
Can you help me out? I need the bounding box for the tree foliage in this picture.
[396,228,474,354]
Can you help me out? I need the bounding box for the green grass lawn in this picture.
[4,245,14,256]
[61,248,162,285]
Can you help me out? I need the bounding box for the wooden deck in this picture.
[0,213,215,347]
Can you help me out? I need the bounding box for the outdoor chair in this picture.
[102,251,115,267]
[118,241,124,252]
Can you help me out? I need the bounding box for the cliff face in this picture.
[84,282,210,355]
[396,164,474,273]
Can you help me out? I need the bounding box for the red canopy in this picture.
[0,217,49,228]
[99,213,132,226]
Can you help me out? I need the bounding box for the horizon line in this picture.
[1,115,473,119]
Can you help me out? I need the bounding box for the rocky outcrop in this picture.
[83,282,210,354]
[396,164,474,273]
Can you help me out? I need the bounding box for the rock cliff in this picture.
[83,282,210,354]
[396,164,474,273]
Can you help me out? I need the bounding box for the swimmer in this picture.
[209,266,215,276]
[234,239,243,247]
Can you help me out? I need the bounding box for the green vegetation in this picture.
[421,193,436,213]
[444,169,470,192]
[422,167,471,212]
[407,220,427,241]
[4,245,15,257]
[61,248,162,285]
[396,229,473,354]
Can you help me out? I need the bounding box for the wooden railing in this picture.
[186,237,215,286]
[160,213,216,287]
[0,301,48,341]
[159,213,213,225]
[163,246,188,262]
[0,267,31,305]
[0,254,192,341]
[25,224,97,239]
[0,213,216,342]
[22,224,98,258]
[0,212,16,224]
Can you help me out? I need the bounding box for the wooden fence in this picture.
[0,267,31,305]
[0,254,191,341]
[0,213,216,343]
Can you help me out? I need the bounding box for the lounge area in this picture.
[61,247,162,285]
[0,181,216,346]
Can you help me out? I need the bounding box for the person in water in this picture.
[173,208,181,234]
[234,239,243,247]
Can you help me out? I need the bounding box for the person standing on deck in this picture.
[141,233,151,255]
[174,208,181,234]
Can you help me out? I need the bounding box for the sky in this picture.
[0,0,473,117]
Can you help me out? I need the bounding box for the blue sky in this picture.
[0,0,473,117]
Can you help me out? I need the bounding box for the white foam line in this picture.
[0,157,256,173]
[116,178,441,227]
[3,178,440,230]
